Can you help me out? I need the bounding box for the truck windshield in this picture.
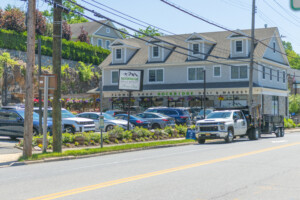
[206,112,231,119]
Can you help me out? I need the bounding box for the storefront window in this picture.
[139,97,163,110]
[272,96,279,115]
[168,97,184,107]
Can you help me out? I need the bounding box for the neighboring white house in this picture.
[97,27,289,116]
[70,20,123,50]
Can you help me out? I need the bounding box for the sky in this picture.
[1,0,300,53]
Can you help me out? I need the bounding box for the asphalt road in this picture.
[1,133,300,200]
[0,136,21,155]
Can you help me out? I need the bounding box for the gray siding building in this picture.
[99,27,289,116]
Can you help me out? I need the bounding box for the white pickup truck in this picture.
[195,110,260,144]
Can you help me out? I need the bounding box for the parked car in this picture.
[105,110,127,116]
[145,107,191,125]
[76,112,134,131]
[136,112,175,129]
[33,108,95,133]
[114,114,151,129]
[0,107,53,139]
[185,107,202,119]
[193,108,214,123]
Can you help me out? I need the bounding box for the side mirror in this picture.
[17,117,23,122]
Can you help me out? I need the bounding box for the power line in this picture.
[160,0,300,61]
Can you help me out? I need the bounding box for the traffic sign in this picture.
[99,115,104,130]
[291,0,300,10]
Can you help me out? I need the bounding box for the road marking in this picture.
[28,142,300,200]
[272,140,288,143]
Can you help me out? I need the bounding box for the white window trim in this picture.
[97,39,103,47]
[148,68,164,84]
[111,70,119,85]
[106,27,110,33]
[230,64,249,81]
[115,48,122,60]
[187,66,205,82]
[152,46,160,58]
[235,40,243,53]
[213,65,221,77]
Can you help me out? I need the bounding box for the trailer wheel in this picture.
[275,129,280,137]
[248,128,259,140]
[280,128,285,137]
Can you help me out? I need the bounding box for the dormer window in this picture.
[192,44,200,54]
[115,49,122,60]
[235,41,243,52]
[152,46,159,57]
[273,42,276,53]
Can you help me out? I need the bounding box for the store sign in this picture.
[118,69,143,91]
[291,0,300,10]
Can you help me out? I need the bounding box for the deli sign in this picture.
[291,0,300,10]
[118,69,143,91]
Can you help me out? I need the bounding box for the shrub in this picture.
[35,10,46,35]
[47,145,52,149]
[84,141,88,146]
[284,118,296,128]
[175,124,188,136]
[108,126,124,140]
[1,8,25,32]
[62,20,72,40]
[74,142,79,146]
[132,127,151,138]
[78,61,94,82]
[114,139,119,144]
[90,140,95,145]
[66,143,71,147]
[62,133,74,144]
[78,26,90,44]
[164,126,173,137]
[122,139,127,143]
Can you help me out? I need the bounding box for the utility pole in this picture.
[23,0,36,158]
[248,0,256,117]
[52,0,62,152]
[203,70,206,119]
[38,38,42,135]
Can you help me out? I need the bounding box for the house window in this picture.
[273,42,276,53]
[188,67,204,81]
[111,71,119,84]
[283,71,286,83]
[236,41,243,52]
[231,65,248,79]
[149,69,163,82]
[152,46,159,57]
[262,66,265,79]
[270,68,272,80]
[97,39,102,47]
[277,70,279,82]
[115,49,122,59]
[106,40,110,50]
[192,44,200,54]
[106,27,110,33]
[213,66,221,77]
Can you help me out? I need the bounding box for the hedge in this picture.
[0,29,110,65]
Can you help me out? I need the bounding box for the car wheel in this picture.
[65,126,75,134]
[198,138,206,144]
[106,125,114,132]
[225,129,234,143]
[33,128,39,136]
[152,123,160,129]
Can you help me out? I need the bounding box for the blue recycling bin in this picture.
[186,128,196,140]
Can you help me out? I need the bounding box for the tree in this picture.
[118,28,130,39]
[134,26,162,38]
[1,8,26,32]
[0,9,3,28]
[78,26,90,43]
[62,20,72,40]
[35,10,47,35]
[289,94,300,114]
[42,0,88,24]
[282,41,300,69]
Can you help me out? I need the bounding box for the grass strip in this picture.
[19,139,196,161]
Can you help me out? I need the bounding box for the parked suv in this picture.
[0,107,53,139]
[145,107,191,125]
[34,108,95,133]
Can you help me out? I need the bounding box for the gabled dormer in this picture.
[227,30,251,58]
[186,33,216,61]
[110,39,140,65]
[146,37,175,63]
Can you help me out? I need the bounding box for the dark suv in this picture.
[145,107,191,125]
[0,107,53,139]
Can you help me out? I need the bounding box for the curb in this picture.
[13,142,198,166]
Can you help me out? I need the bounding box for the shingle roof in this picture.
[100,27,282,67]
[70,20,108,38]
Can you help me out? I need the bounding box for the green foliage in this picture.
[0,52,18,77]
[289,95,300,114]
[0,29,110,65]
[134,26,162,38]
[74,141,79,146]
[78,61,94,81]
[175,124,188,136]
[118,28,130,39]
[284,118,296,128]
[132,127,151,138]
[283,41,300,69]
[108,126,124,140]
[61,63,70,78]
[47,145,52,149]
[62,133,74,144]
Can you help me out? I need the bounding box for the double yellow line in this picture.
[29,142,300,200]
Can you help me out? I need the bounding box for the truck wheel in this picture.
[198,138,206,144]
[225,129,234,143]
[248,128,259,140]
[280,128,285,137]
[275,129,280,137]
[65,126,75,134]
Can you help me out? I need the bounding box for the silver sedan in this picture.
[76,112,134,132]
[136,112,175,129]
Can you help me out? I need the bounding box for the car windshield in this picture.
[206,112,231,119]
[199,109,213,115]
[17,110,40,120]
[47,109,75,118]
[103,113,115,120]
